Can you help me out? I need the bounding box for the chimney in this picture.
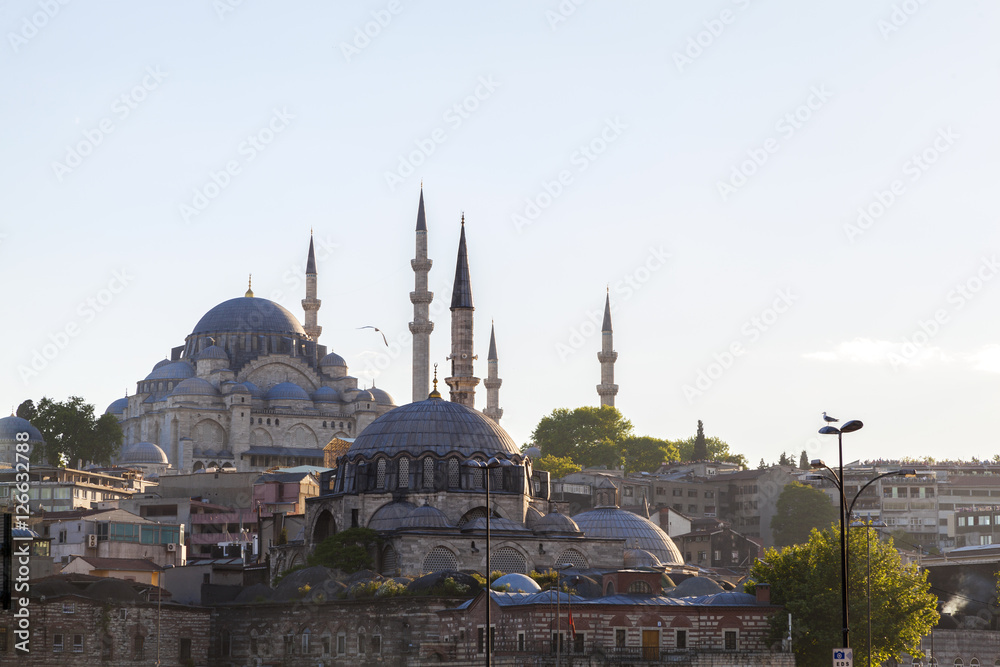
[755,583,771,604]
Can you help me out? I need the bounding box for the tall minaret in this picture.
[597,290,618,407]
[445,215,479,408]
[409,186,434,402]
[483,321,503,423]
[302,232,322,341]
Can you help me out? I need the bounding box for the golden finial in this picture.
[429,363,442,399]
[245,274,254,298]
[461,212,465,225]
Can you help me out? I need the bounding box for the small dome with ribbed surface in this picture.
[368,386,395,406]
[533,511,581,535]
[401,504,453,530]
[170,377,220,397]
[197,345,229,361]
[312,387,340,403]
[320,352,348,367]
[572,507,683,565]
[264,382,311,401]
[367,501,417,532]
[624,548,661,568]
[105,397,128,416]
[145,361,195,381]
[119,441,169,465]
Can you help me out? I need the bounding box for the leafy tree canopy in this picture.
[308,527,382,573]
[532,454,582,479]
[622,436,679,474]
[799,450,809,470]
[749,526,938,666]
[530,406,633,470]
[20,396,123,466]
[771,482,839,547]
[676,427,746,469]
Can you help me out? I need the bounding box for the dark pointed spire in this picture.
[450,214,473,309]
[602,288,612,332]
[488,320,498,361]
[306,231,317,275]
[416,183,427,231]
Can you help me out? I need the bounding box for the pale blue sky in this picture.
[3,1,999,466]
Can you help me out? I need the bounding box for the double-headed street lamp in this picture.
[463,455,513,667]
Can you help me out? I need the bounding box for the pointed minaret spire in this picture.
[445,214,479,408]
[484,321,503,423]
[302,232,322,341]
[597,289,619,407]
[409,185,435,402]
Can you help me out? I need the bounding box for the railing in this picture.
[447,640,784,664]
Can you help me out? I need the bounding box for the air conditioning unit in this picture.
[87,534,98,548]
[166,543,177,552]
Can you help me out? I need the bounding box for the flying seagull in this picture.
[822,412,839,423]
[358,326,388,347]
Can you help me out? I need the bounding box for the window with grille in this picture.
[398,458,410,489]
[302,628,311,654]
[337,634,346,655]
[556,548,588,569]
[491,467,503,489]
[53,634,64,652]
[424,458,435,488]
[615,629,626,648]
[491,546,527,574]
[358,632,366,654]
[724,630,737,651]
[448,459,460,488]
[473,466,485,488]
[676,630,687,649]
[381,546,398,576]
[73,635,83,653]
[627,580,652,594]
[423,546,459,572]
[376,459,387,489]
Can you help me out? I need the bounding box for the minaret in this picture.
[302,232,322,341]
[445,215,479,408]
[409,186,434,402]
[483,321,503,423]
[597,290,618,407]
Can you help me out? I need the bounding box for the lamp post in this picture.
[463,455,513,667]
[553,563,573,667]
[815,417,864,650]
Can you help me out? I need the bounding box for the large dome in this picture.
[346,397,520,460]
[191,297,306,336]
[0,415,44,444]
[572,507,683,565]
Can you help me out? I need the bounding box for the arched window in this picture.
[376,459,387,489]
[448,458,460,488]
[605,582,615,595]
[423,457,435,488]
[970,659,980,667]
[954,659,964,667]
[301,628,311,655]
[627,580,652,594]
[398,458,410,489]
[275,418,279,426]
[266,418,271,425]
[491,546,527,574]
[322,421,327,428]
[556,549,588,569]
[422,546,459,572]
[381,546,398,576]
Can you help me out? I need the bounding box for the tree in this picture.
[771,482,839,547]
[529,406,633,469]
[749,526,938,666]
[692,420,707,460]
[533,454,582,479]
[777,452,790,466]
[26,396,123,466]
[621,436,679,474]
[308,527,382,573]
[676,425,747,469]
[15,399,37,422]
[799,450,809,470]
[757,458,767,470]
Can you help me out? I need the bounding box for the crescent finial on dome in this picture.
[429,363,442,399]
[245,274,254,298]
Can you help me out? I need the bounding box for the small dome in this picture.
[145,360,195,381]
[354,389,375,402]
[572,507,683,565]
[525,507,544,529]
[320,352,348,367]
[312,387,340,403]
[264,382,311,401]
[462,517,528,532]
[226,382,250,395]
[368,501,417,532]
[238,381,263,398]
[369,386,395,406]
[523,446,542,459]
[0,415,44,444]
[703,591,758,606]
[197,345,229,361]
[624,548,662,568]
[119,442,169,465]
[493,573,541,593]
[533,511,581,535]
[105,397,129,416]
[400,504,453,530]
[153,359,172,370]
[170,377,220,397]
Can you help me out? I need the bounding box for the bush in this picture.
[308,527,382,573]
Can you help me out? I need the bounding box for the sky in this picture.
[2,1,999,469]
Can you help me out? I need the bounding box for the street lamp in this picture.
[553,563,573,667]
[463,455,513,667]
[816,417,863,650]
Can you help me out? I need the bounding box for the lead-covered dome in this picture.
[105,397,129,416]
[119,441,169,465]
[0,415,44,444]
[170,377,220,397]
[572,507,683,565]
[346,397,520,460]
[145,361,195,381]
[265,382,311,401]
[191,297,306,336]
